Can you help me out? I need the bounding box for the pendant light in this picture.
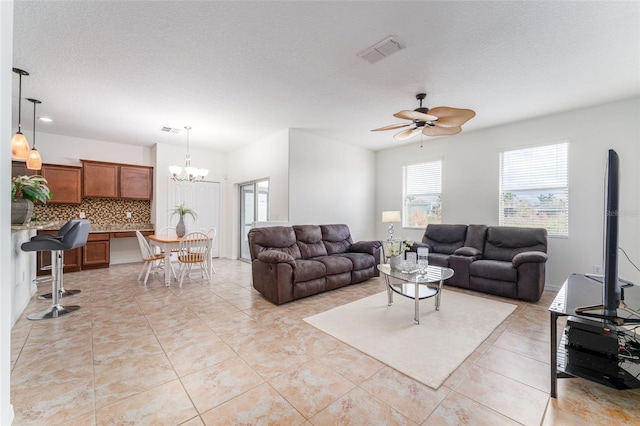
[168,126,209,182]
[11,68,30,159]
[26,98,42,171]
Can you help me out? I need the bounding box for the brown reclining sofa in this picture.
[248,224,382,305]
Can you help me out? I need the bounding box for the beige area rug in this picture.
[304,290,516,389]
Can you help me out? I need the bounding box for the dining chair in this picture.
[206,227,217,276]
[177,231,211,287]
[135,230,165,285]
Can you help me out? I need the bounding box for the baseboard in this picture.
[110,258,142,266]
[544,283,562,292]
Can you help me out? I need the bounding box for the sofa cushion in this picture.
[293,259,326,283]
[470,260,517,282]
[312,255,353,275]
[248,226,302,260]
[335,252,376,271]
[294,225,328,259]
[321,224,353,254]
[423,224,467,254]
[429,253,450,268]
[483,226,547,262]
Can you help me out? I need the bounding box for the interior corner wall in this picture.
[1,1,15,423]
[376,97,640,289]
[288,129,377,241]
[226,129,290,259]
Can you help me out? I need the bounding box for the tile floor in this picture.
[10,259,640,425]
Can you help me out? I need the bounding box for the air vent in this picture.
[358,36,405,64]
[160,126,182,134]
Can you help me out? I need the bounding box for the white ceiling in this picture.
[12,1,640,152]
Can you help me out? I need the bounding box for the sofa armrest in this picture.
[408,241,431,252]
[513,251,548,268]
[454,246,482,257]
[256,250,296,268]
[349,240,382,255]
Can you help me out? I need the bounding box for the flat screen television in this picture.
[603,148,621,316]
[576,149,639,324]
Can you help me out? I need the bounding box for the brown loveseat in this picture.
[410,224,548,302]
[248,224,382,305]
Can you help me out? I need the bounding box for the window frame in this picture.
[498,141,569,237]
[402,159,443,229]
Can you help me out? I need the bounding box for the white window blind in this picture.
[403,160,442,228]
[499,142,569,236]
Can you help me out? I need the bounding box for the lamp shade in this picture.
[11,132,29,159]
[26,147,42,170]
[382,210,401,223]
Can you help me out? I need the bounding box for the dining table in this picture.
[148,234,212,287]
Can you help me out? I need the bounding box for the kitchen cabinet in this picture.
[81,160,153,200]
[82,233,110,269]
[82,161,119,198]
[120,165,153,199]
[41,164,82,204]
[36,230,82,276]
[12,160,36,178]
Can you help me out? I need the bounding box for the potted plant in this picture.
[384,238,413,269]
[169,202,197,237]
[11,174,52,225]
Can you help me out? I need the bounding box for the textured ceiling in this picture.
[11,1,640,152]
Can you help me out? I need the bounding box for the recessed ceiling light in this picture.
[38,117,52,122]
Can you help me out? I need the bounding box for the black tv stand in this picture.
[549,273,640,398]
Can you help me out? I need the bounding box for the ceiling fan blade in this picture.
[394,127,424,141]
[429,107,476,128]
[393,110,438,122]
[371,123,411,132]
[422,125,462,137]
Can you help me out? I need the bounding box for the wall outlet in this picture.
[79,212,86,219]
[593,265,603,275]
[126,212,132,218]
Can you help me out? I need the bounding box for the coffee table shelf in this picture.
[378,264,454,324]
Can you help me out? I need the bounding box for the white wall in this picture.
[27,131,153,167]
[227,129,289,258]
[1,1,15,423]
[289,129,377,241]
[376,97,640,288]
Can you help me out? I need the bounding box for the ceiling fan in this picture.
[372,93,475,140]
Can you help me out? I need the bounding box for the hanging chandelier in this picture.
[11,68,30,159]
[168,126,209,182]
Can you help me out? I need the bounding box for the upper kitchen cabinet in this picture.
[41,164,82,204]
[12,160,36,178]
[120,165,153,199]
[82,160,119,198]
[81,160,153,200]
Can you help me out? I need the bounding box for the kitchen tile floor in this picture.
[10,260,640,425]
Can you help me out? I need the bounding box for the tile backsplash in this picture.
[33,199,151,224]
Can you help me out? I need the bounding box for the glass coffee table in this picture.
[378,264,454,324]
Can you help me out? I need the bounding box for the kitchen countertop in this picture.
[11,221,155,233]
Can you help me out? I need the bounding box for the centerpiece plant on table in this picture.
[384,238,413,269]
[169,202,197,237]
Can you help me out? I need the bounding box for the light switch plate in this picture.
[126,212,132,218]
[79,212,86,219]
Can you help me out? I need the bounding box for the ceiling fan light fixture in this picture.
[373,92,475,140]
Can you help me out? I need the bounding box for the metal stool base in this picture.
[38,289,81,300]
[27,304,80,320]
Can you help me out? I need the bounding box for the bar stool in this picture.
[35,219,83,300]
[21,220,90,320]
